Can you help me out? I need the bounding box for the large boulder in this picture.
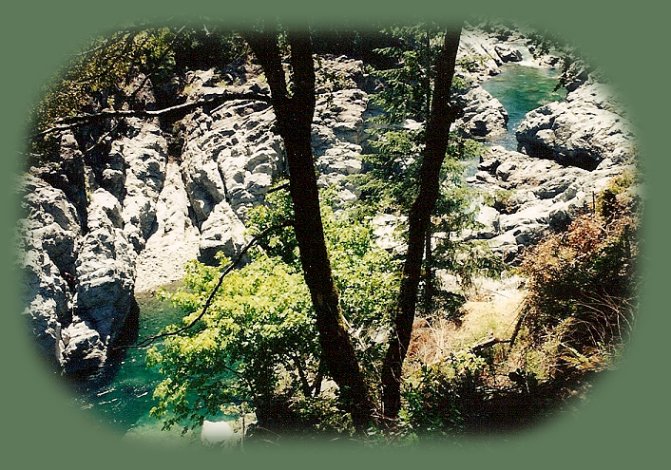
[59,319,107,375]
[455,85,509,137]
[495,44,523,62]
[198,201,247,266]
[516,82,635,170]
[468,145,634,262]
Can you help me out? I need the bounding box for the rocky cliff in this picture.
[18,27,636,375]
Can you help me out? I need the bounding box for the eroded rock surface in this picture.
[516,82,635,170]
[19,29,637,375]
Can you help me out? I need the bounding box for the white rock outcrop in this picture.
[516,82,635,170]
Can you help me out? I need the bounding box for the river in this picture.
[70,60,566,441]
[70,285,197,443]
[481,62,566,150]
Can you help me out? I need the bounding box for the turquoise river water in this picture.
[481,63,566,149]
[71,61,566,440]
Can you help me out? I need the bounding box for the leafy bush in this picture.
[147,191,400,433]
[482,189,517,214]
[32,28,177,133]
[457,54,488,73]
[401,351,487,434]
[147,253,315,431]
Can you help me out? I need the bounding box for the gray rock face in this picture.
[21,116,168,373]
[198,201,247,265]
[75,189,136,343]
[19,176,80,362]
[372,213,407,254]
[59,319,107,375]
[115,119,168,252]
[134,161,201,292]
[21,34,635,377]
[313,88,368,192]
[21,175,81,276]
[21,248,71,362]
[516,82,635,170]
[495,45,523,62]
[163,56,372,267]
[457,29,504,79]
[455,85,508,137]
[473,205,501,239]
[467,145,634,262]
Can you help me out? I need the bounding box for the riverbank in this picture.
[20,24,638,441]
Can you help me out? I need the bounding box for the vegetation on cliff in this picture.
[22,21,641,444]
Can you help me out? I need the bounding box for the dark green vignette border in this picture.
[0,1,667,469]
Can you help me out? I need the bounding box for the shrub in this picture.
[401,351,487,434]
[520,195,638,374]
[482,189,517,214]
[147,192,400,433]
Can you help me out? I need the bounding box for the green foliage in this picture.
[370,23,467,124]
[482,188,517,214]
[28,25,249,165]
[147,253,314,430]
[33,28,176,131]
[360,24,500,311]
[596,168,641,219]
[246,189,299,266]
[456,54,488,73]
[171,27,247,72]
[359,129,422,209]
[371,26,434,123]
[147,190,400,432]
[28,27,178,165]
[358,125,500,307]
[401,351,487,433]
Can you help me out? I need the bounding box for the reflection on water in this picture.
[482,63,566,150]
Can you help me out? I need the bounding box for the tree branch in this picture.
[33,92,271,140]
[132,220,294,349]
[470,300,529,354]
[266,182,290,194]
[126,26,187,104]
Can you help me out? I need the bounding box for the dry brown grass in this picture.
[406,275,526,368]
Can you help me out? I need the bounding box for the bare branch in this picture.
[470,336,511,353]
[266,182,290,194]
[33,92,271,140]
[132,220,294,349]
[470,299,529,354]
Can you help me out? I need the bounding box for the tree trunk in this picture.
[245,30,374,430]
[381,26,462,423]
[423,224,435,312]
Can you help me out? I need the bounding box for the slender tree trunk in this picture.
[422,30,435,312]
[381,26,462,423]
[245,30,374,430]
[423,225,434,312]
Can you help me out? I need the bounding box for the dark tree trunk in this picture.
[381,26,463,423]
[245,30,374,430]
